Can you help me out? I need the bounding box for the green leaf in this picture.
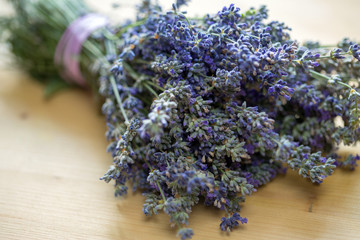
[44,78,71,99]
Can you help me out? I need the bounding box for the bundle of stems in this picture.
[0,0,116,97]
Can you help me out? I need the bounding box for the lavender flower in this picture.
[177,228,194,240]
[220,213,247,232]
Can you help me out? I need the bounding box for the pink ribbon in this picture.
[54,13,109,86]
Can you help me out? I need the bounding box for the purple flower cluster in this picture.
[220,212,247,232]
[99,2,360,239]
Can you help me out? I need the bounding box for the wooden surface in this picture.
[1,1,360,239]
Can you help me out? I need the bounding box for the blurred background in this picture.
[89,0,358,44]
[0,0,359,44]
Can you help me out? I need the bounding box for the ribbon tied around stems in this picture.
[54,13,109,86]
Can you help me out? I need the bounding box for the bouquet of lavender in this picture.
[2,1,360,239]
[0,0,144,98]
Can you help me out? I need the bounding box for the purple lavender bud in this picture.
[268,86,275,94]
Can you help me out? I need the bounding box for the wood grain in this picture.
[0,1,360,239]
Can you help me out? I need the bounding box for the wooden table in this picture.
[0,1,360,239]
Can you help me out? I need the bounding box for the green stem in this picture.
[223,205,231,218]
[144,83,159,97]
[83,41,105,59]
[209,33,236,43]
[143,158,167,202]
[294,51,350,62]
[197,72,208,78]
[308,70,329,81]
[146,80,165,91]
[123,62,163,94]
[176,222,182,230]
[207,23,217,33]
[319,52,348,59]
[104,37,116,57]
[318,45,337,48]
[309,70,360,100]
[242,32,260,39]
[178,13,193,30]
[123,62,141,79]
[109,75,129,124]
[310,70,360,125]
[133,58,151,65]
[118,18,147,35]
[156,181,167,202]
